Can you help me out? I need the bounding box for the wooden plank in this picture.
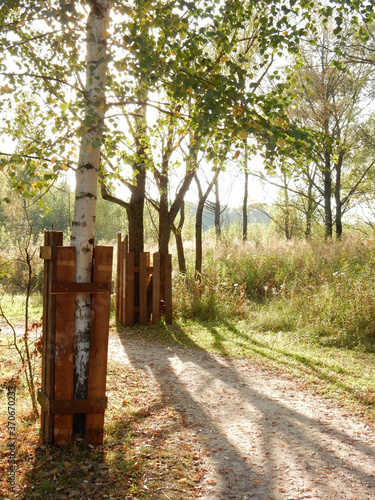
[86,246,113,445]
[38,390,107,414]
[139,253,148,324]
[39,246,52,260]
[41,231,63,443]
[146,254,151,322]
[164,254,172,324]
[152,253,161,324]
[121,240,126,323]
[41,232,50,440]
[51,281,111,294]
[54,246,75,445]
[125,251,135,326]
[122,236,128,324]
[116,233,122,320]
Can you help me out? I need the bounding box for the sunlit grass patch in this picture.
[0,293,43,322]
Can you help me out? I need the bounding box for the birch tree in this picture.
[71,0,111,400]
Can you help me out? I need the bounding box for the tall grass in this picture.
[173,230,375,351]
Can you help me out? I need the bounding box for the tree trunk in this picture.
[195,201,204,277]
[243,142,248,241]
[158,168,170,257]
[194,170,219,277]
[335,153,344,238]
[70,0,111,412]
[214,177,221,239]
[172,203,186,274]
[127,167,146,254]
[323,150,333,239]
[305,170,314,238]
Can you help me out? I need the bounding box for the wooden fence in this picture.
[38,231,113,446]
[116,233,172,325]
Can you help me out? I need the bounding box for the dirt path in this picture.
[109,330,375,500]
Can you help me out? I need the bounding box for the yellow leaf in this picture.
[51,157,57,164]
[61,164,69,171]
[221,55,228,62]
[277,138,286,149]
[234,150,241,159]
[102,30,111,39]
[187,86,194,94]
[87,145,93,152]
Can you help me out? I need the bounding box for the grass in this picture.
[1,231,375,496]
[0,332,206,499]
[0,293,43,322]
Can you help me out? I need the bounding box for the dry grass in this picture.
[0,331,206,499]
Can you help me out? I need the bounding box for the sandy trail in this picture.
[109,330,375,500]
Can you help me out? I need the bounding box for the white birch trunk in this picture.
[71,0,111,400]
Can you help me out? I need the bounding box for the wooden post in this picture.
[40,231,63,443]
[54,246,75,445]
[116,232,122,321]
[139,252,148,324]
[152,253,161,324]
[39,232,112,446]
[164,253,172,324]
[121,237,127,323]
[86,246,113,445]
[115,236,172,325]
[125,251,135,326]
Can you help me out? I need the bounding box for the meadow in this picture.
[1,228,375,497]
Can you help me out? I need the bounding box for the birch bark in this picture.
[71,0,111,400]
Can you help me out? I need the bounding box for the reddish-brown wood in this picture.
[39,232,112,446]
[125,251,135,326]
[38,390,107,414]
[164,254,172,324]
[41,231,63,443]
[86,246,113,445]
[115,235,172,325]
[116,232,121,320]
[139,252,148,324]
[152,253,161,324]
[54,246,75,445]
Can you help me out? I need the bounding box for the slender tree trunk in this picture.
[305,175,314,238]
[283,175,292,240]
[158,169,170,257]
[195,201,204,277]
[335,153,344,238]
[127,167,146,254]
[70,1,111,408]
[214,177,221,239]
[172,203,186,273]
[194,170,219,277]
[323,150,333,239]
[243,142,248,241]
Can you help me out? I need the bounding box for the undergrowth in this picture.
[0,332,205,498]
[173,233,375,351]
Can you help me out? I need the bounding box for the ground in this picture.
[110,329,375,499]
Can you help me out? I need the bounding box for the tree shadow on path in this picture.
[116,324,375,500]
